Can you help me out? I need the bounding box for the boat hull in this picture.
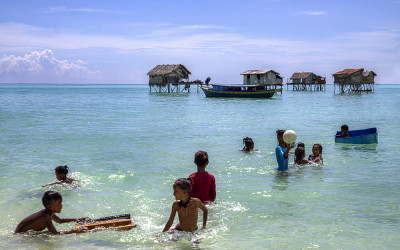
[335,127,378,144]
[201,87,277,98]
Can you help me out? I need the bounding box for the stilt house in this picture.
[287,72,326,91]
[147,64,192,93]
[333,68,377,93]
[241,70,283,91]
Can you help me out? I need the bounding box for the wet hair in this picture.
[173,178,191,193]
[297,142,305,148]
[294,147,306,164]
[42,191,62,208]
[243,137,254,151]
[276,130,285,136]
[194,151,209,167]
[313,144,323,154]
[341,124,349,131]
[55,165,69,175]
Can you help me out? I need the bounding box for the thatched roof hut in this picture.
[147,64,191,84]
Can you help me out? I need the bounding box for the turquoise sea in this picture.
[0,84,399,249]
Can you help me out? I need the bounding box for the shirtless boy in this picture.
[15,191,88,235]
[162,178,208,233]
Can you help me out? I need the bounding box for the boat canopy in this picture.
[211,84,260,92]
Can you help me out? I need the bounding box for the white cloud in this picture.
[299,11,327,16]
[0,50,101,83]
[0,22,398,83]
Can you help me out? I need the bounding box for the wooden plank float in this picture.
[75,214,137,232]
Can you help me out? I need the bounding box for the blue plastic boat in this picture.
[335,127,378,144]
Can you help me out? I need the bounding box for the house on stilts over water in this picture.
[240,70,283,93]
[333,68,377,93]
[147,64,195,93]
[286,72,326,91]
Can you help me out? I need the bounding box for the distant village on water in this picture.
[147,64,377,94]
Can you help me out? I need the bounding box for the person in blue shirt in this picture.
[275,130,294,173]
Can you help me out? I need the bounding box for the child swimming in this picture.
[308,144,323,164]
[294,147,310,165]
[14,191,88,235]
[188,151,216,204]
[241,137,254,152]
[42,165,78,187]
[162,178,208,233]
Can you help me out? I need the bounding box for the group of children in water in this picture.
[15,151,216,235]
[15,126,343,236]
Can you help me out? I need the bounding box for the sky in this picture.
[0,0,399,84]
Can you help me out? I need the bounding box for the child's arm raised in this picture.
[162,202,178,232]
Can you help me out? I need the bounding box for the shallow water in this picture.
[0,84,399,249]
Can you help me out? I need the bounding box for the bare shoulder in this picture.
[172,200,180,208]
[191,198,203,206]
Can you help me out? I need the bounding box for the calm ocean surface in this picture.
[0,84,399,249]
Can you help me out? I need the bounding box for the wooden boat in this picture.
[335,127,377,144]
[200,84,278,98]
[75,214,137,232]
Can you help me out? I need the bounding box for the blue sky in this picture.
[0,0,399,84]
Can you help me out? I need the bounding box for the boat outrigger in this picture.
[200,84,279,98]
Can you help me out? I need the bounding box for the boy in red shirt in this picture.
[188,151,216,204]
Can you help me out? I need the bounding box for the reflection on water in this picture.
[272,174,289,191]
[338,144,377,153]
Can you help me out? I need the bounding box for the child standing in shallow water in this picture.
[162,178,208,233]
[42,165,78,187]
[275,130,295,172]
[294,147,310,165]
[308,144,323,164]
[188,151,216,204]
[242,137,254,152]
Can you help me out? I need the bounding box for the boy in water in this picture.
[336,124,350,138]
[42,165,78,187]
[188,151,216,204]
[162,178,208,233]
[15,191,88,234]
[275,130,294,172]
